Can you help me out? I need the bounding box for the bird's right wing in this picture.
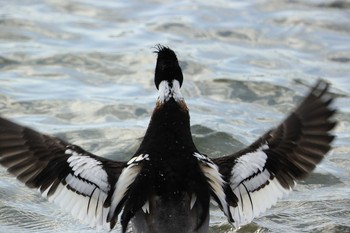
[0,117,129,230]
[213,80,337,228]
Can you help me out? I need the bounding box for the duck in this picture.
[0,45,337,233]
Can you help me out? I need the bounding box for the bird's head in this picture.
[154,45,184,105]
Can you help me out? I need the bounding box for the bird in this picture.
[0,45,337,233]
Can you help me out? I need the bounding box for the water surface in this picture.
[0,0,349,232]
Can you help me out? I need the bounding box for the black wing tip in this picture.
[297,79,337,117]
[315,80,338,125]
[271,80,338,182]
[311,79,331,98]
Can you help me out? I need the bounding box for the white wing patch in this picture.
[127,153,149,165]
[142,200,150,214]
[41,148,112,230]
[231,150,268,190]
[228,145,291,228]
[230,177,290,228]
[66,151,109,191]
[193,153,229,216]
[190,193,197,210]
[108,154,148,221]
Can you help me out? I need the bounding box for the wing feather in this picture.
[0,117,125,230]
[213,80,337,228]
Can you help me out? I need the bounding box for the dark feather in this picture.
[213,80,337,226]
[0,117,125,229]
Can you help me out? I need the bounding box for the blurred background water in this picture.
[0,0,349,232]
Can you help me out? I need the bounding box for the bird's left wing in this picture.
[0,117,126,230]
[213,81,337,228]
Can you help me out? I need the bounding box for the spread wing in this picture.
[213,80,337,228]
[0,117,127,230]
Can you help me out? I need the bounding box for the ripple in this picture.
[0,0,349,232]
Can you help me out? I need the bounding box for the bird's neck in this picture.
[137,99,197,156]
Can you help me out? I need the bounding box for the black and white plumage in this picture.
[0,45,337,233]
[213,80,336,228]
